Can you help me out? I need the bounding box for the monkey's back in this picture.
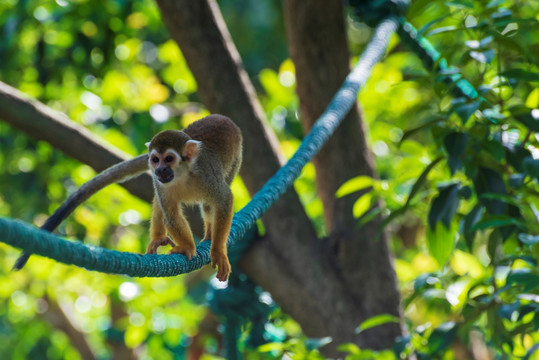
[184,114,242,179]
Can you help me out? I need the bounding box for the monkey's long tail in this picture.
[13,154,150,270]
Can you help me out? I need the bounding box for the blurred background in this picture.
[0,0,538,358]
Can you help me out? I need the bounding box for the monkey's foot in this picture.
[146,237,175,254]
[169,244,197,261]
[210,251,231,282]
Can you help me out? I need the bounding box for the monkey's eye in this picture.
[151,156,159,163]
[165,156,174,163]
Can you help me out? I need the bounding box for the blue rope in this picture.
[348,0,479,101]
[0,17,398,277]
[347,0,409,27]
[396,18,479,100]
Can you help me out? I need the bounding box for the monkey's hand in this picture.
[211,250,231,282]
[169,243,197,261]
[146,237,175,254]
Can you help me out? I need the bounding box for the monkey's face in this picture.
[148,149,182,184]
[147,130,201,186]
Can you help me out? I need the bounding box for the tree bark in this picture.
[283,0,404,348]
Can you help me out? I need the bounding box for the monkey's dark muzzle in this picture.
[158,176,173,183]
[156,167,174,183]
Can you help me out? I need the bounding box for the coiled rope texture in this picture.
[0,18,398,277]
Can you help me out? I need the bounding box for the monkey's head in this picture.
[146,130,201,185]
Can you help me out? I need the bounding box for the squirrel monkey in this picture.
[146,115,242,281]
[14,115,242,282]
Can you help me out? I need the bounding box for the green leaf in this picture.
[479,193,519,206]
[403,156,444,211]
[482,139,506,162]
[523,157,539,179]
[509,174,525,189]
[517,302,539,321]
[458,186,472,199]
[471,216,525,231]
[427,26,458,36]
[501,68,539,81]
[518,233,539,246]
[514,112,539,132]
[491,8,513,22]
[469,49,496,64]
[454,101,480,123]
[487,0,505,8]
[506,269,539,292]
[480,36,494,47]
[443,132,468,174]
[474,167,507,215]
[413,273,440,291]
[483,108,505,123]
[337,176,374,197]
[427,221,457,266]
[257,342,284,352]
[506,145,533,173]
[418,15,450,35]
[498,301,520,320]
[500,255,537,267]
[358,207,384,228]
[439,67,461,75]
[393,336,411,357]
[428,183,460,229]
[487,229,503,263]
[337,343,360,354]
[426,322,458,355]
[463,205,483,250]
[305,336,333,351]
[355,314,400,334]
[446,1,474,9]
[465,40,480,49]
[399,115,446,144]
[353,192,372,218]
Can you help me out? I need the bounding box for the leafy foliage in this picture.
[1,0,538,359]
[341,0,539,358]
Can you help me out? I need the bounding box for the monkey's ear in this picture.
[145,142,151,149]
[183,140,201,161]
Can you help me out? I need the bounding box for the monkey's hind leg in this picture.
[209,191,234,282]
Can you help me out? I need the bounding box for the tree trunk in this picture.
[155,0,403,353]
[283,0,404,348]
